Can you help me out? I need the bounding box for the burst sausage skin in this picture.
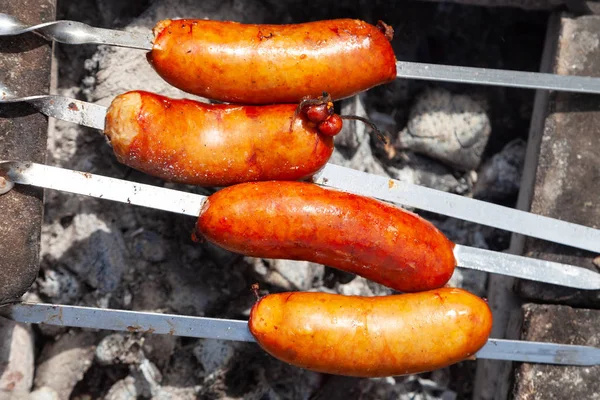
[195,181,456,292]
[147,19,397,104]
[249,288,493,377]
[104,91,334,187]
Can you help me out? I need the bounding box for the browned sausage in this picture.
[249,288,493,377]
[104,91,335,186]
[194,181,456,292]
[147,19,397,104]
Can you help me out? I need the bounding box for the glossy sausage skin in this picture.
[249,288,493,377]
[104,91,334,186]
[147,19,397,104]
[195,181,456,292]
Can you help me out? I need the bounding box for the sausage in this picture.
[104,91,335,187]
[194,181,456,292]
[248,288,493,377]
[147,19,397,104]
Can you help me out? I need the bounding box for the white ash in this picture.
[247,257,325,291]
[336,276,394,297]
[0,318,34,396]
[138,358,163,396]
[104,376,138,400]
[41,211,128,296]
[27,386,61,400]
[399,88,491,171]
[33,331,96,399]
[473,138,526,202]
[330,138,389,177]
[387,153,475,195]
[37,267,81,304]
[95,334,145,365]
[336,95,370,150]
[193,339,239,378]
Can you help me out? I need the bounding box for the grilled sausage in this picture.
[194,181,456,292]
[104,91,335,186]
[147,19,397,104]
[249,288,493,377]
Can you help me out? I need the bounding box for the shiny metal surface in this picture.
[0,12,153,50]
[1,161,598,290]
[3,302,599,366]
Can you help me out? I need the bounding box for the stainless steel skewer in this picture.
[2,12,600,95]
[2,93,599,254]
[1,160,599,290]
[2,302,599,367]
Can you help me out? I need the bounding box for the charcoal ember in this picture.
[330,139,389,177]
[336,276,394,297]
[130,279,170,311]
[127,229,168,263]
[399,88,491,171]
[193,339,239,377]
[336,95,369,151]
[473,138,526,203]
[105,370,198,400]
[329,99,390,178]
[198,344,322,399]
[95,334,144,365]
[0,318,34,396]
[312,374,456,400]
[41,213,128,295]
[160,345,201,388]
[141,335,177,370]
[33,331,97,399]
[199,240,240,269]
[152,386,198,400]
[37,267,81,303]
[104,376,139,400]
[387,153,475,194]
[163,258,248,316]
[248,258,325,291]
[136,358,163,396]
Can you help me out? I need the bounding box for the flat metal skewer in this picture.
[395,61,600,94]
[1,161,598,290]
[2,13,600,95]
[3,302,599,366]
[1,94,600,254]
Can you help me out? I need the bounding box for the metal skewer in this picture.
[1,160,599,290]
[2,13,600,94]
[3,302,599,367]
[2,94,599,254]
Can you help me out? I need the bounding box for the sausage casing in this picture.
[147,19,397,104]
[104,91,334,186]
[195,181,456,292]
[249,288,493,377]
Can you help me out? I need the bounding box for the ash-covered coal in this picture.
[3,0,546,399]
